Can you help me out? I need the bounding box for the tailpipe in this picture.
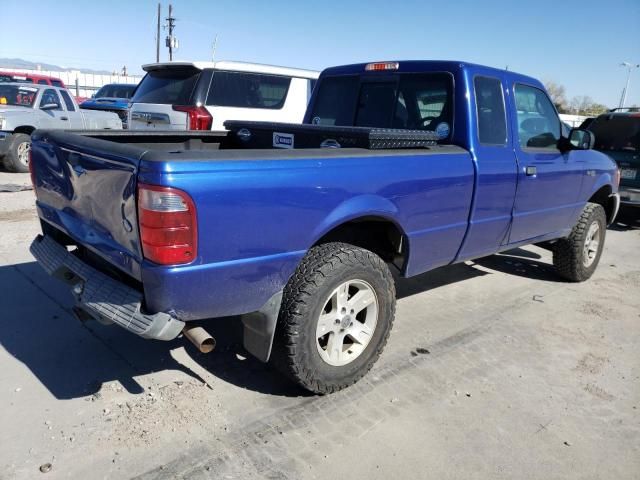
[182,325,216,353]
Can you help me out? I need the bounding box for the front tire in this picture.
[553,203,606,282]
[271,242,396,394]
[3,133,31,173]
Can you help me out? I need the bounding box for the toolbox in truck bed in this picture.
[224,121,439,150]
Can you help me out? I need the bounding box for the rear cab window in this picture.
[59,90,76,111]
[131,68,201,104]
[206,71,291,109]
[307,72,454,141]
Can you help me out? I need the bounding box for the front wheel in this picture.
[271,242,396,394]
[553,203,606,282]
[3,133,31,173]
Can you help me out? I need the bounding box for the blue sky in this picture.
[1,0,639,107]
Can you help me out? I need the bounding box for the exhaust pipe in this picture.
[182,325,216,353]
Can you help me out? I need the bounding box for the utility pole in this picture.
[619,61,640,109]
[156,3,161,62]
[165,4,177,61]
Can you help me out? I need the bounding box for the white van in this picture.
[128,61,319,131]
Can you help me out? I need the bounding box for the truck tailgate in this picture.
[30,130,146,280]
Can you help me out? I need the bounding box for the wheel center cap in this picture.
[340,315,352,329]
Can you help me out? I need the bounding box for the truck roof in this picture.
[320,60,543,89]
[142,61,319,79]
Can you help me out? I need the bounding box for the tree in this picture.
[568,96,608,116]
[544,80,569,113]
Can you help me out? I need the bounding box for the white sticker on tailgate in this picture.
[273,132,294,149]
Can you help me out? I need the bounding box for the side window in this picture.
[59,90,76,111]
[38,79,48,85]
[514,84,560,149]
[206,72,292,109]
[51,80,64,88]
[40,89,62,110]
[474,76,507,145]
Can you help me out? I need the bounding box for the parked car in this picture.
[80,83,137,128]
[0,83,122,172]
[128,61,318,131]
[587,108,640,211]
[0,71,66,88]
[29,60,619,393]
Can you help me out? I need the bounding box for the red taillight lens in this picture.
[137,183,197,265]
[172,105,212,130]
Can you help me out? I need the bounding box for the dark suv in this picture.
[588,109,640,211]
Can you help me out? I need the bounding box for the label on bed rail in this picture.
[273,132,294,149]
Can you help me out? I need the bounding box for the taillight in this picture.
[615,168,621,188]
[137,183,197,265]
[172,105,212,130]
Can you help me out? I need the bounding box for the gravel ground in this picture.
[0,170,638,479]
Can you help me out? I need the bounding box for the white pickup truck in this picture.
[0,83,122,172]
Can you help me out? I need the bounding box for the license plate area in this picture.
[621,168,637,180]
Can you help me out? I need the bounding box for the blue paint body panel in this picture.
[30,60,618,322]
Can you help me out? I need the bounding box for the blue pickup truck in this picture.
[29,60,620,393]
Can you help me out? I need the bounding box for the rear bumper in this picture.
[30,234,184,340]
[619,186,640,206]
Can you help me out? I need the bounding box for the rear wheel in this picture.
[552,203,606,282]
[3,133,31,173]
[271,242,396,394]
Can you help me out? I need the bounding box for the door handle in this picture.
[60,116,69,121]
[525,166,537,176]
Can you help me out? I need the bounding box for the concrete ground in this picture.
[0,171,638,480]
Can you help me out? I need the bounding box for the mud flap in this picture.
[241,290,283,362]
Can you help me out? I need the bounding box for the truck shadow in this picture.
[472,247,564,282]
[0,249,557,400]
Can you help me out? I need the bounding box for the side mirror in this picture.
[40,103,59,111]
[568,128,594,150]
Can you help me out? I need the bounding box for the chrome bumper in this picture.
[30,235,184,340]
[619,187,640,206]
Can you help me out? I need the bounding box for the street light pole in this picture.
[619,62,640,109]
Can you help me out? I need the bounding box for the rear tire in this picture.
[271,242,396,394]
[3,133,31,173]
[552,203,606,282]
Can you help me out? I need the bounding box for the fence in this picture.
[0,67,143,99]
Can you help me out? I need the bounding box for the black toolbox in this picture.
[224,121,439,150]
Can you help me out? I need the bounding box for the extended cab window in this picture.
[514,84,560,149]
[40,89,62,110]
[131,68,200,104]
[60,90,76,111]
[309,73,454,140]
[474,76,507,145]
[51,80,64,88]
[206,72,291,109]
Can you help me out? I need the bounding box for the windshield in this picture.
[95,84,136,99]
[308,72,454,140]
[131,68,200,104]
[0,85,38,107]
[589,115,640,152]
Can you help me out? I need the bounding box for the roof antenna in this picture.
[212,35,219,62]
[505,65,509,71]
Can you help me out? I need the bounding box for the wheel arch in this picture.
[309,195,409,273]
[13,125,36,136]
[587,183,616,224]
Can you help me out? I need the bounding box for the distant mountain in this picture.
[0,57,112,75]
